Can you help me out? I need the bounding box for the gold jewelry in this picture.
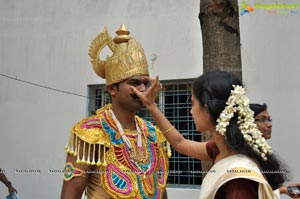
[63,162,84,181]
[110,109,147,164]
[89,24,149,85]
[163,126,175,136]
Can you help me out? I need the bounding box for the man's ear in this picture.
[106,85,117,96]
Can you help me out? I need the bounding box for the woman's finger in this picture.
[130,86,141,96]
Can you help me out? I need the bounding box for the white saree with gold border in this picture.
[199,154,280,199]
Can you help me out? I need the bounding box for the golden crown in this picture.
[88,24,149,85]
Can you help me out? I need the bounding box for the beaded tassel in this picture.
[81,142,86,163]
[96,144,102,166]
[64,136,70,152]
[86,143,91,164]
[64,133,74,154]
[91,144,96,165]
[69,133,74,154]
[167,141,172,158]
[64,142,69,152]
[76,140,81,163]
[102,145,107,166]
[74,135,78,156]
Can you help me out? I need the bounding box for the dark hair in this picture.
[112,82,120,90]
[250,103,267,117]
[192,71,243,124]
[193,71,286,189]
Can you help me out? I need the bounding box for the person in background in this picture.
[132,71,287,199]
[250,103,300,198]
[60,24,170,199]
[250,103,272,139]
[0,168,17,196]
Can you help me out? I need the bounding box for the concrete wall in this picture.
[240,2,300,198]
[0,0,299,198]
[240,2,300,196]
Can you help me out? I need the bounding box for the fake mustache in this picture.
[130,93,139,100]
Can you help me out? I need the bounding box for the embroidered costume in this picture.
[63,24,170,199]
[65,104,169,199]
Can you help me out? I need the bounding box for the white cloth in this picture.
[199,154,279,199]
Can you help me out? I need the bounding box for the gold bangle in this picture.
[163,126,175,135]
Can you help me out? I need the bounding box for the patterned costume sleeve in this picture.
[64,106,111,166]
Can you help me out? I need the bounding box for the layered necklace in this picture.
[109,109,147,165]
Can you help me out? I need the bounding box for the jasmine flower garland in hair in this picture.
[216,85,273,160]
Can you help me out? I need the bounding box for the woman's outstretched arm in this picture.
[131,76,212,161]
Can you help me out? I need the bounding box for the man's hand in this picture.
[7,183,17,195]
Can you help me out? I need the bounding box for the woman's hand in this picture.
[130,76,162,108]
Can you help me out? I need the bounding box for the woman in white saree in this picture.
[131,71,287,199]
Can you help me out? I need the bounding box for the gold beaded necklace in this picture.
[110,109,147,164]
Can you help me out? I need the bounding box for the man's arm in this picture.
[163,188,168,199]
[61,138,96,199]
[61,154,94,199]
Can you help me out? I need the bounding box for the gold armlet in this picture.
[63,162,84,181]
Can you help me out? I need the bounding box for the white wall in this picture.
[0,0,299,198]
[240,0,300,193]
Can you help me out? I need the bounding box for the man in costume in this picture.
[61,24,170,199]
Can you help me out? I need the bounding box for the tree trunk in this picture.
[199,0,242,177]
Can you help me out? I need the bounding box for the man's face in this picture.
[109,75,151,112]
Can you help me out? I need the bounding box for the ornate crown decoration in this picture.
[88,24,149,85]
